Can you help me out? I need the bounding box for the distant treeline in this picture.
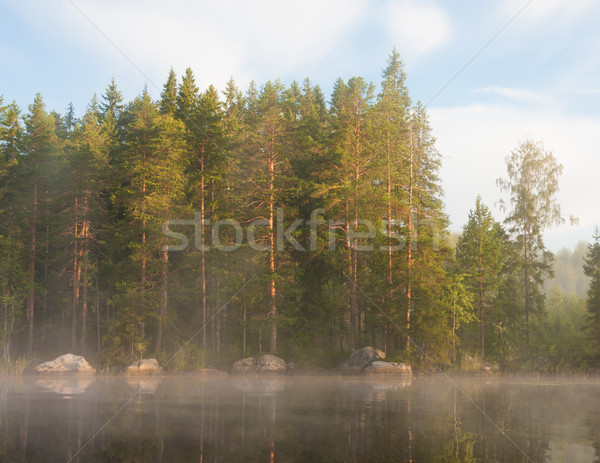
[0,49,599,371]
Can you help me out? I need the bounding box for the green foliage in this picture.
[497,140,566,349]
[545,241,589,297]
[0,53,586,374]
[442,271,476,362]
[584,227,600,357]
[456,197,505,358]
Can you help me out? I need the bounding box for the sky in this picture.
[1,0,599,251]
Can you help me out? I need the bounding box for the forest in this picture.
[1,49,599,373]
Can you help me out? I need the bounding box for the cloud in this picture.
[428,102,600,250]
[8,0,370,90]
[499,0,598,27]
[473,86,548,104]
[380,1,452,60]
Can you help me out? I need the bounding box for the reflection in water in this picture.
[35,377,96,396]
[0,376,599,462]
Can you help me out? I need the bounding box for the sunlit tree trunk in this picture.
[27,179,37,358]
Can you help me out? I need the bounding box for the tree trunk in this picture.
[479,254,484,359]
[72,196,80,353]
[155,247,168,353]
[242,292,247,358]
[27,179,38,358]
[524,227,529,347]
[200,156,207,355]
[80,182,91,353]
[406,134,414,351]
[268,155,277,354]
[452,297,456,363]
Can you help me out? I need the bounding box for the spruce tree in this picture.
[159,68,178,116]
[19,93,58,357]
[456,196,504,358]
[584,227,600,354]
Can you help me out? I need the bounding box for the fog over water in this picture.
[0,375,598,462]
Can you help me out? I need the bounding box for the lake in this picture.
[0,375,597,462]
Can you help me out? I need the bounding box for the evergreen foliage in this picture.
[0,53,584,372]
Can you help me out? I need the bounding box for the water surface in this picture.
[0,375,598,462]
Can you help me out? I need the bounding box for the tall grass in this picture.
[0,357,27,375]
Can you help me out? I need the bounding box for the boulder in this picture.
[256,354,286,373]
[232,355,286,374]
[337,346,386,374]
[194,367,227,376]
[232,357,257,374]
[34,354,96,374]
[364,361,412,376]
[460,354,499,375]
[481,362,500,374]
[286,362,297,375]
[124,358,161,376]
[335,361,362,375]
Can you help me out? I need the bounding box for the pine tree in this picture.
[68,108,109,353]
[284,78,333,352]
[328,76,375,352]
[404,102,449,357]
[373,48,411,351]
[178,81,224,356]
[117,90,188,357]
[0,98,26,362]
[19,93,58,357]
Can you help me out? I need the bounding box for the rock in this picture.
[286,362,297,374]
[481,362,499,374]
[337,346,386,373]
[34,354,96,374]
[336,361,362,375]
[460,354,499,375]
[232,357,257,373]
[363,361,412,376]
[194,367,227,376]
[256,354,286,373]
[232,355,286,374]
[124,359,161,376]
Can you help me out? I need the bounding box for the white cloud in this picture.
[499,0,598,27]
[380,0,452,61]
[473,86,549,105]
[429,102,600,250]
[8,0,370,90]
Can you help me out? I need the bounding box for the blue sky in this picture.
[1,0,599,250]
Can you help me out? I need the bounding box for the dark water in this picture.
[0,375,598,462]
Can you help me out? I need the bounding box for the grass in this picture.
[0,357,27,375]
